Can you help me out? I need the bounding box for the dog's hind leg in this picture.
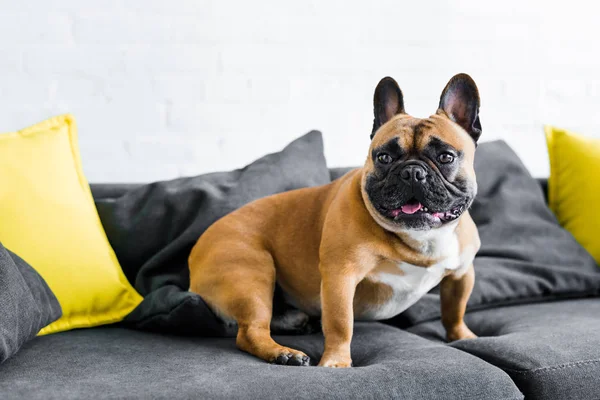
[190,248,311,366]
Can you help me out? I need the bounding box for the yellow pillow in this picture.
[0,114,142,335]
[545,125,600,265]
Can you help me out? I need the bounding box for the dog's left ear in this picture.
[438,73,482,143]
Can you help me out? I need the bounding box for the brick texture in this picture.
[0,0,598,182]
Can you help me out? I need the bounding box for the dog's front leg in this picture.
[318,269,357,368]
[440,264,477,342]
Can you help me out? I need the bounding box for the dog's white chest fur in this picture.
[359,224,473,321]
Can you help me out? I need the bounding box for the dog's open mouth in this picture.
[386,198,464,222]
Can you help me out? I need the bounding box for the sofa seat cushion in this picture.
[0,323,522,400]
[407,299,600,400]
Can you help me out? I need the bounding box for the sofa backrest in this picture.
[90,169,550,203]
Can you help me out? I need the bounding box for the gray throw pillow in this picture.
[0,243,62,363]
[95,131,330,336]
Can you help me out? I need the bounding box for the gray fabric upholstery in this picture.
[537,178,548,202]
[88,168,355,202]
[329,166,355,181]
[0,243,61,364]
[90,176,550,202]
[0,323,522,400]
[91,183,141,200]
[408,299,600,400]
[89,143,342,202]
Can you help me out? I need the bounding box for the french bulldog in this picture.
[189,73,481,368]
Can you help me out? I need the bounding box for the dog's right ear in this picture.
[372,77,405,139]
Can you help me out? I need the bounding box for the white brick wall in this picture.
[1,0,599,182]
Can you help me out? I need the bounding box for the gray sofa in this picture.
[2,128,600,400]
[0,173,597,400]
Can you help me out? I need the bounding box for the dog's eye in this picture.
[377,153,393,164]
[438,153,455,164]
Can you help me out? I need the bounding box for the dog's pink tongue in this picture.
[400,202,422,215]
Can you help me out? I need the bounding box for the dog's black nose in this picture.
[400,165,427,183]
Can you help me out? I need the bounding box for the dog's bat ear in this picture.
[438,73,482,143]
[371,77,405,139]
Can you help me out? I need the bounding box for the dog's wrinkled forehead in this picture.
[369,113,476,163]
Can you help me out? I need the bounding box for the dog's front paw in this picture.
[446,323,477,342]
[318,353,353,368]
